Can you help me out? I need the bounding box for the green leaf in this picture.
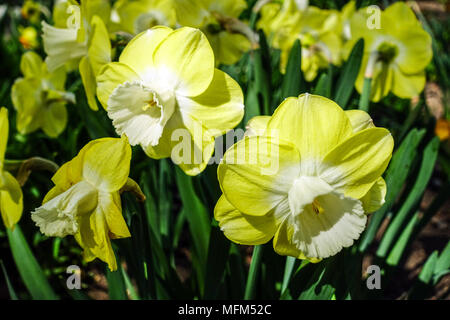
[203,225,231,299]
[359,129,426,252]
[281,256,298,294]
[174,167,211,295]
[106,267,128,300]
[227,244,246,299]
[408,251,439,299]
[244,30,272,124]
[282,258,336,300]
[334,38,364,108]
[377,137,440,258]
[433,241,450,284]
[313,67,333,98]
[6,225,58,300]
[280,39,305,99]
[0,259,18,300]
[386,213,420,266]
[120,265,140,300]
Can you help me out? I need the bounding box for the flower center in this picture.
[311,199,324,215]
[288,176,334,217]
[107,81,175,148]
[377,41,398,63]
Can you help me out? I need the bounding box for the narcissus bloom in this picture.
[0,108,23,229]
[18,26,39,50]
[11,51,74,138]
[97,26,244,176]
[174,0,251,65]
[111,0,176,34]
[215,94,393,260]
[259,3,342,81]
[32,137,136,271]
[21,0,42,24]
[347,2,432,101]
[42,0,111,110]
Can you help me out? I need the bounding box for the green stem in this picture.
[359,77,372,112]
[281,256,296,294]
[244,245,264,300]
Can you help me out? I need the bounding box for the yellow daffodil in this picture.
[338,0,356,42]
[258,0,306,44]
[174,0,251,65]
[435,119,450,141]
[21,0,42,24]
[18,26,39,50]
[111,0,176,34]
[215,94,393,260]
[347,2,432,102]
[11,51,74,138]
[0,108,23,230]
[260,3,342,81]
[42,0,111,110]
[97,26,244,176]
[32,137,137,271]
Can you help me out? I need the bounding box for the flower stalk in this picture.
[244,244,264,300]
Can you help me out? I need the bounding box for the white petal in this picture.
[107,81,175,147]
[42,22,87,72]
[288,176,333,216]
[290,191,366,258]
[31,181,98,237]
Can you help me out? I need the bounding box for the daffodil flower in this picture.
[97,26,244,176]
[0,108,23,230]
[174,0,251,65]
[42,0,111,110]
[111,0,176,35]
[18,26,39,50]
[260,3,342,81]
[347,2,432,102]
[32,137,138,271]
[11,51,75,138]
[215,94,393,260]
[21,0,42,24]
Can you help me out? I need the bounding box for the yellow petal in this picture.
[153,27,215,97]
[79,56,99,111]
[119,26,173,76]
[101,192,130,239]
[267,94,353,174]
[209,32,251,66]
[214,195,278,245]
[0,171,23,229]
[143,109,215,176]
[245,116,271,137]
[345,109,375,133]
[88,15,111,76]
[173,0,208,28]
[218,135,300,216]
[11,78,43,135]
[77,204,118,271]
[20,51,44,78]
[96,62,140,109]
[391,66,426,99]
[41,102,68,138]
[272,218,320,262]
[360,177,386,214]
[0,108,8,168]
[82,0,111,29]
[82,137,132,192]
[177,69,244,135]
[320,128,394,199]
